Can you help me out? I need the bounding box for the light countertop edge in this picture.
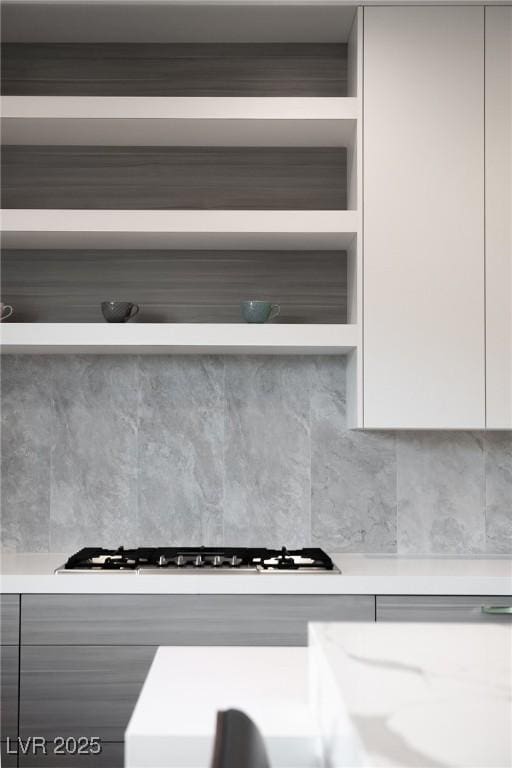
[1,553,511,595]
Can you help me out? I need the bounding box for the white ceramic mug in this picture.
[0,303,14,321]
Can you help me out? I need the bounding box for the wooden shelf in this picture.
[2,97,358,147]
[0,323,359,355]
[1,210,358,250]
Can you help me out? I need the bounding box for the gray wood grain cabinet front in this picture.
[1,594,20,645]
[1,646,19,742]
[16,593,374,765]
[376,595,512,622]
[1,743,18,767]
[20,646,156,742]
[20,594,375,645]
[1,595,20,747]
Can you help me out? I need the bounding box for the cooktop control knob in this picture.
[194,555,203,567]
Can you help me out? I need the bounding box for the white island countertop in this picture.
[1,553,511,595]
[309,621,512,767]
[125,646,320,768]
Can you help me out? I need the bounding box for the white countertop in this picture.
[1,552,511,594]
[125,646,319,768]
[309,621,512,767]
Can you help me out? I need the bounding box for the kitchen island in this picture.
[309,621,512,767]
[125,646,320,768]
[125,622,512,767]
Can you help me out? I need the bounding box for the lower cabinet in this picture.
[376,595,512,622]
[7,590,512,767]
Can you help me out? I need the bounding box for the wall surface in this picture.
[1,355,510,555]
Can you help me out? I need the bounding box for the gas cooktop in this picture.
[55,546,339,574]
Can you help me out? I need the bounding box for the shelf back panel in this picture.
[2,249,348,324]
[1,43,347,97]
[2,146,347,210]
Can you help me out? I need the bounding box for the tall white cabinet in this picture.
[486,7,512,429]
[363,7,485,429]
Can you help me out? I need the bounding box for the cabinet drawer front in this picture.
[1,595,20,645]
[20,646,155,741]
[19,742,123,767]
[1,645,19,740]
[377,595,512,622]
[21,594,375,646]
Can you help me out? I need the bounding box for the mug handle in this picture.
[1,305,13,320]
[128,304,140,321]
[268,304,280,322]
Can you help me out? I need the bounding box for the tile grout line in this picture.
[308,359,313,547]
[17,593,21,766]
[482,432,488,555]
[222,356,227,547]
[394,429,399,556]
[48,356,54,554]
[135,354,141,547]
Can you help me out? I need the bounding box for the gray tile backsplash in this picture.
[1,357,52,552]
[484,432,512,555]
[310,358,397,552]
[137,356,224,547]
[49,356,139,552]
[224,357,311,547]
[1,355,511,554]
[396,432,486,555]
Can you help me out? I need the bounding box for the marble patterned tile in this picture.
[311,358,397,552]
[1,356,52,552]
[3,351,508,557]
[484,432,512,554]
[223,356,311,547]
[137,356,224,546]
[50,355,138,552]
[397,432,486,554]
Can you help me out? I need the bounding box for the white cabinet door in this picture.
[363,7,485,429]
[486,7,512,429]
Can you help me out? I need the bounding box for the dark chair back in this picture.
[210,709,271,768]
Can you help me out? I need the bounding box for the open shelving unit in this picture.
[0,1,363,423]
[1,96,358,146]
[0,323,358,355]
[1,210,358,250]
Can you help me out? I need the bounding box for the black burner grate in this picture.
[63,545,336,571]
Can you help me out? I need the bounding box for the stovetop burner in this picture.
[56,546,339,574]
